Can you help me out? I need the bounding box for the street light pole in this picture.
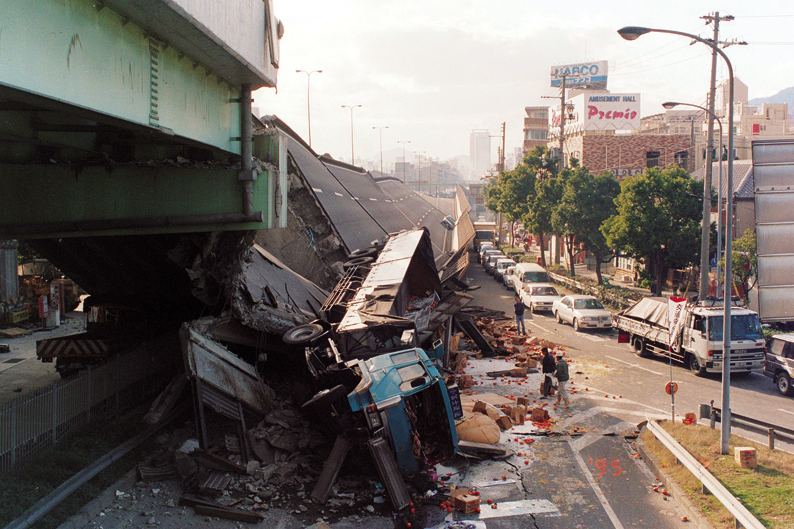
[620,25,735,454]
[295,69,322,147]
[397,141,411,183]
[341,104,362,164]
[662,101,725,294]
[372,126,389,176]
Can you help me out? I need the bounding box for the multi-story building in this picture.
[469,129,491,179]
[523,106,549,154]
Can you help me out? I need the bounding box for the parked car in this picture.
[764,333,794,396]
[484,253,505,275]
[494,258,516,284]
[512,262,551,295]
[503,265,516,289]
[552,295,612,331]
[481,249,502,266]
[520,283,561,313]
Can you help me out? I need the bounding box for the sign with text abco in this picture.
[550,61,608,89]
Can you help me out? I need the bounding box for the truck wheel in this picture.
[283,323,327,346]
[688,354,706,377]
[632,337,648,358]
[573,319,580,332]
[777,373,793,396]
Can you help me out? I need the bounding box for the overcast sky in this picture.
[252,0,794,169]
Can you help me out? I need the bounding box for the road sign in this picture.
[665,381,678,395]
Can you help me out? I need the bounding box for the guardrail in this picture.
[547,271,638,311]
[700,402,794,450]
[645,420,764,529]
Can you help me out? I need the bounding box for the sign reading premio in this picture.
[583,93,640,131]
[551,61,608,89]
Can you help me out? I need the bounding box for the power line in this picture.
[610,52,709,77]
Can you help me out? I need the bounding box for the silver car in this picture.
[552,295,612,331]
[520,283,561,313]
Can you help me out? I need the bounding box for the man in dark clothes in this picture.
[541,347,556,398]
[555,352,570,407]
[514,295,528,335]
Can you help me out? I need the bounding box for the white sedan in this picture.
[552,295,612,331]
[520,283,561,313]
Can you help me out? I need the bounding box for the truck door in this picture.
[685,314,709,361]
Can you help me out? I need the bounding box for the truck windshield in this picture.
[707,314,763,341]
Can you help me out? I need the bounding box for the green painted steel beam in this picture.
[0,0,243,154]
[0,163,275,239]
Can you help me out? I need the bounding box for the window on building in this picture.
[674,151,688,170]
[646,151,660,168]
[526,130,547,140]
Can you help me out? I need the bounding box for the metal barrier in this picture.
[700,402,794,450]
[645,420,764,529]
[0,345,171,475]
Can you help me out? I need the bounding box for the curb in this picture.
[58,469,138,529]
[636,427,714,529]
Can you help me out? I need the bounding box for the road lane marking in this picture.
[570,441,625,529]
[527,321,549,332]
[581,334,606,342]
[334,192,344,197]
[780,409,794,416]
[605,355,664,376]
[580,386,668,414]
[312,187,323,193]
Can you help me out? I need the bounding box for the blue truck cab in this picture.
[346,346,460,473]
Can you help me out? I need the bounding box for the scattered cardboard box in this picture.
[450,487,481,513]
[456,412,500,444]
[459,374,473,388]
[734,447,757,469]
[531,408,549,423]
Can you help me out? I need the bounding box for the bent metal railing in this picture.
[645,420,764,529]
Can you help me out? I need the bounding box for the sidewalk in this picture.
[521,244,679,298]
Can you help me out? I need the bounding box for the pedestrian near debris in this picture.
[513,295,528,335]
[555,352,570,408]
[541,347,556,398]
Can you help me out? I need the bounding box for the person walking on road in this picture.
[554,352,570,408]
[541,347,556,398]
[513,295,528,335]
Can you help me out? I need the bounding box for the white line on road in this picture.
[570,440,625,529]
[780,409,794,417]
[581,334,606,342]
[605,355,664,376]
[527,321,549,332]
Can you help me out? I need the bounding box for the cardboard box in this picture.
[472,401,488,414]
[508,405,526,425]
[459,374,473,388]
[517,397,529,407]
[451,488,480,513]
[734,447,757,469]
[531,407,549,422]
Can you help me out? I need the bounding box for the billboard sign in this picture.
[548,93,641,133]
[583,93,640,131]
[551,61,608,89]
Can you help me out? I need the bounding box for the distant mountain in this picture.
[749,86,794,115]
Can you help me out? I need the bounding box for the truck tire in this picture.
[632,337,648,358]
[283,323,327,346]
[301,385,348,415]
[777,373,793,396]
[688,354,707,377]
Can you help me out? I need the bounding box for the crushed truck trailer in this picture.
[614,297,765,376]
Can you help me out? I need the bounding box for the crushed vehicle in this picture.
[282,228,469,508]
[614,297,765,376]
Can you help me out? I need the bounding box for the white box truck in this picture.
[613,297,765,376]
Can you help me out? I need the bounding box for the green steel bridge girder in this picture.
[0,0,243,155]
[0,161,281,239]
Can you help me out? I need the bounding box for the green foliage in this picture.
[551,168,621,279]
[719,229,757,300]
[602,166,703,292]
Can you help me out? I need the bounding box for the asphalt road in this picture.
[447,262,691,529]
